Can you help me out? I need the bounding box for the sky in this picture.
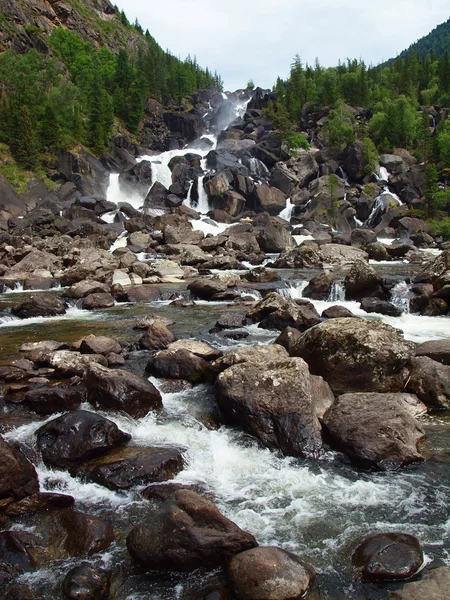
[115,0,449,92]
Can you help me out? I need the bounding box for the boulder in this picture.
[138,320,176,350]
[242,267,281,283]
[62,564,111,600]
[254,184,287,215]
[0,436,39,500]
[126,489,257,570]
[3,493,74,517]
[167,339,222,360]
[66,280,111,300]
[84,363,162,418]
[319,244,368,267]
[215,357,327,457]
[321,305,354,319]
[257,225,295,253]
[9,250,62,276]
[211,344,289,375]
[80,292,115,310]
[388,566,450,600]
[360,297,403,317]
[322,393,426,470]
[187,278,227,299]
[118,161,152,196]
[406,357,450,409]
[274,327,303,354]
[352,533,423,581]
[49,350,108,377]
[11,294,66,319]
[36,410,131,469]
[24,386,82,415]
[74,446,183,491]
[291,318,414,394]
[145,349,212,383]
[340,142,365,182]
[259,301,321,332]
[79,335,122,356]
[303,271,338,300]
[415,340,450,365]
[226,546,315,600]
[344,259,383,300]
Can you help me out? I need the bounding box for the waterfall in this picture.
[279,198,294,221]
[328,280,345,302]
[365,191,403,228]
[378,166,390,182]
[390,280,411,313]
[277,280,308,299]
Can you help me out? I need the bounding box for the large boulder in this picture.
[8,250,62,276]
[254,183,287,215]
[126,489,257,571]
[36,410,131,469]
[352,533,423,581]
[84,363,163,418]
[62,564,111,600]
[388,566,450,600]
[11,293,66,319]
[257,224,296,253]
[187,278,227,299]
[49,350,108,377]
[415,339,450,365]
[406,357,450,409]
[215,357,330,457]
[344,259,383,300]
[24,386,82,415]
[291,318,414,394]
[138,320,176,350]
[322,393,426,470]
[0,436,39,500]
[247,292,321,332]
[226,546,315,600]
[79,335,122,356]
[118,160,152,196]
[303,271,338,300]
[74,446,183,491]
[66,280,111,299]
[145,349,212,383]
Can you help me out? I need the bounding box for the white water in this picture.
[0,305,105,329]
[279,198,294,221]
[379,166,390,182]
[106,173,143,212]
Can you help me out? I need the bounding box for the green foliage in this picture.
[424,163,439,212]
[436,122,450,167]
[369,95,418,149]
[362,137,379,174]
[428,217,450,240]
[323,101,355,149]
[283,131,310,152]
[247,79,255,90]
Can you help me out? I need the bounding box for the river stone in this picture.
[167,339,222,360]
[257,224,296,253]
[322,393,426,470]
[62,564,111,600]
[145,348,213,382]
[242,267,281,283]
[84,363,162,418]
[66,280,111,300]
[19,340,69,354]
[36,410,131,469]
[0,436,39,499]
[360,297,403,317]
[255,183,287,215]
[74,446,183,490]
[9,250,62,275]
[415,339,450,365]
[211,344,289,375]
[24,386,82,414]
[216,357,324,457]
[80,292,115,310]
[303,271,339,300]
[291,318,414,394]
[25,509,115,565]
[344,259,383,300]
[226,546,315,600]
[215,314,247,330]
[3,492,74,517]
[49,350,108,377]
[388,566,450,600]
[352,533,423,581]
[0,531,34,574]
[138,320,176,350]
[273,245,323,269]
[187,278,228,299]
[259,300,321,332]
[126,489,257,571]
[274,327,303,354]
[321,305,354,319]
[406,357,450,409]
[78,335,122,356]
[11,293,66,319]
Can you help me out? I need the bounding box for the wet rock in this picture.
[344,259,383,300]
[126,489,257,571]
[66,280,111,300]
[74,446,183,491]
[257,224,295,253]
[20,340,69,354]
[118,160,153,196]
[366,241,390,261]
[138,320,176,350]
[167,339,222,360]
[11,293,66,319]
[0,436,39,500]
[24,386,82,414]
[226,546,315,600]
[0,531,34,574]
[360,297,403,317]
[26,509,115,565]
[303,271,338,300]
[62,563,111,600]
[248,292,321,332]
[211,344,289,375]
[216,357,326,457]
[145,349,212,383]
[319,244,368,267]
[388,566,450,600]
[4,492,74,517]
[242,267,281,283]
[36,410,131,469]
[321,305,354,319]
[187,278,227,299]
[80,292,115,310]
[77,335,122,356]
[84,363,162,418]
[406,357,450,409]
[323,393,426,470]
[350,228,377,249]
[274,327,303,354]
[115,285,161,303]
[415,339,450,365]
[49,350,108,377]
[292,318,414,394]
[215,314,247,330]
[352,533,423,581]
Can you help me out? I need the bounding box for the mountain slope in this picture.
[396,17,450,59]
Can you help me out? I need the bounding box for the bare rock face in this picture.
[84,363,162,418]
[388,566,450,600]
[215,357,328,457]
[0,436,39,500]
[226,546,315,600]
[352,533,423,581]
[36,410,131,469]
[126,489,257,571]
[322,393,426,470]
[291,317,415,394]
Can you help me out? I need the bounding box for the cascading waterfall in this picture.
[365,190,403,228]
[328,280,346,302]
[278,198,294,221]
[390,280,412,313]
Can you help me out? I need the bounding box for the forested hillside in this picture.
[397,17,450,59]
[0,0,221,187]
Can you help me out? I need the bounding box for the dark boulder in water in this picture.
[11,293,66,319]
[62,563,111,600]
[0,436,39,500]
[24,386,82,415]
[126,489,257,571]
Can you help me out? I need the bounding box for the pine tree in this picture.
[9,104,38,169]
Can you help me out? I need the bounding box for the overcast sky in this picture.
[115,1,449,92]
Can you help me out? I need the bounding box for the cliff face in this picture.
[0,0,142,55]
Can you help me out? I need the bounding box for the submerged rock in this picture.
[126,489,257,571]
[62,563,111,600]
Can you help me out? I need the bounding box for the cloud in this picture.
[115,0,450,91]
